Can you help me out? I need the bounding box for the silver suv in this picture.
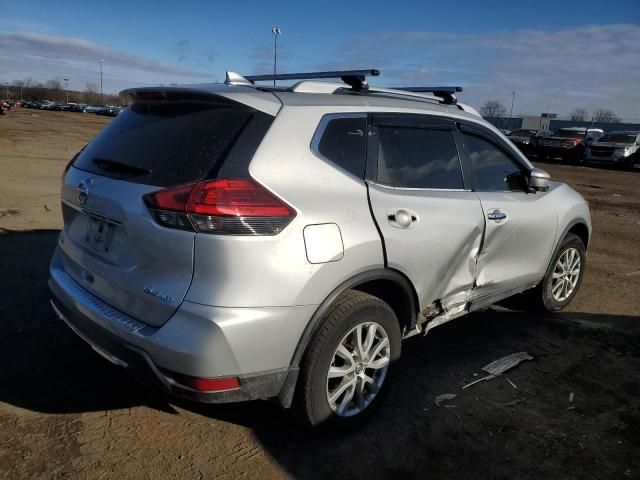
[49,69,591,428]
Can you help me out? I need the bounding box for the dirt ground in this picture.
[1,109,639,480]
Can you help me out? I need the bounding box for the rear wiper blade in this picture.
[92,158,151,176]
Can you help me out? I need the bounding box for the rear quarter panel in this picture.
[185,105,385,308]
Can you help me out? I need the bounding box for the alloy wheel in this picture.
[551,247,581,302]
[326,322,390,417]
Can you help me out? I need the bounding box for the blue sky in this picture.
[1,0,639,117]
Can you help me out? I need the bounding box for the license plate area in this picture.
[84,214,117,253]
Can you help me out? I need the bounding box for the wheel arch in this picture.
[289,268,418,369]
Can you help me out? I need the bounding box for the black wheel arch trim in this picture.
[288,268,418,369]
[543,218,590,279]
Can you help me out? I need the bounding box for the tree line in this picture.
[3,78,127,105]
[479,100,621,123]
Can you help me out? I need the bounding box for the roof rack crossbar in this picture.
[244,69,379,91]
[395,86,463,105]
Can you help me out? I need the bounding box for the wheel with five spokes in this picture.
[538,233,586,311]
[294,290,401,429]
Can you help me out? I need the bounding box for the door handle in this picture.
[487,209,508,223]
[388,209,417,229]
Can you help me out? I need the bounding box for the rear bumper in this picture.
[49,248,315,405]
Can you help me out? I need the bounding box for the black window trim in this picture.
[365,113,470,191]
[457,121,532,193]
[310,112,368,180]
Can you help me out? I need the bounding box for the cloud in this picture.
[325,25,640,119]
[0,32,214,93]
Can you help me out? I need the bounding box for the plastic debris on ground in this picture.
[462,352,534,389]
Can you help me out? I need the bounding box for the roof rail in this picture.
[226,69,380,91]
[395,86,463,105]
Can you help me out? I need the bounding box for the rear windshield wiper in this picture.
[92,158,151,176]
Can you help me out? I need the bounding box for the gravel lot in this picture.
[1,109,639,480]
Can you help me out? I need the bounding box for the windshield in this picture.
[556,130,584,139]
[598,133,636,144]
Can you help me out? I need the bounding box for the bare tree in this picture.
[592,109,620,123]
[570,108,588,122]
[480,100,507,118]
[45,78,64,101]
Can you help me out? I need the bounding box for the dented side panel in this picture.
[367,184,484,311]
[473,186,559,299]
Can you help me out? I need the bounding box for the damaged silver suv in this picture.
[49,69,591,428]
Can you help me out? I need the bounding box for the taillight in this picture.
[143,178,296,235]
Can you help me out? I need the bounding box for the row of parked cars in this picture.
[20,101,123,117]
[507,127,639,170]
[1,99,16,114]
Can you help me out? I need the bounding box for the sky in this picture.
[1,0,639,118]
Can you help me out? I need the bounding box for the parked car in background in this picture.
[83,105,103,113]
[49,69,592,428]
[537,127,603,162]
[508,129,538,156]
[584,131,639,169]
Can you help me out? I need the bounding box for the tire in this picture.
[293,290,401,429]
[536,233,586,312]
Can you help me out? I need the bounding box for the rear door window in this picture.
[315,116,367,178]
[73,99,256,187]
[375,127,464,189]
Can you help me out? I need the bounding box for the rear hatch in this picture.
[59,89,276,326]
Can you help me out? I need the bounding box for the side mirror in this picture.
[529,168,550,192]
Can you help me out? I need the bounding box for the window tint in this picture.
[316,116,367,177]
[73,100,255,187]
[462,133,523,191]
[376,127,463,189]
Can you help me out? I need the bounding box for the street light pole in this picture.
[509,91,516,119]
[64,77,69,103]
[272,27,281,86]
[99,58,104,103]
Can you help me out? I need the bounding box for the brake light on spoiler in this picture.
[143,178,296,235]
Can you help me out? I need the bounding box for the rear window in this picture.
[316,116,367,178]
[73,99,256,187]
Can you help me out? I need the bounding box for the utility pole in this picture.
[272,27,281,86]
[99,58,104,103]
[64,77,69,103]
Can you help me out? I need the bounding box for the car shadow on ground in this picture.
[1,229,639,479]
